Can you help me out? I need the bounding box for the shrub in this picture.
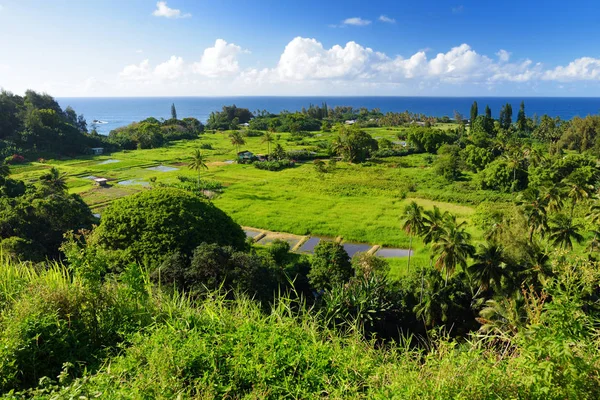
[253,159,295,171]
[93,188,246,262]
[308,241,353,291]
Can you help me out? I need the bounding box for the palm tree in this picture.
[468,243,507,296]
[39,167,67,192]
[542,184,565,213]
[518,188,549,243]
[548,213,584,250]
[262,131,274,158]
[502,148,522,192]
[421,206,448,245]
[564,178,593,218]
[431,216,475,284]
[229,131,246,154]
[401,201,424,273]
[188,150,208,190]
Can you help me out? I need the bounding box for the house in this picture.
[237,150,254,163]
[91,147,104,155]
[240,122,250,127]
[93,178,108,187]
[345,119,356,125]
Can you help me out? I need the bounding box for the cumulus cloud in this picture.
[343,17,371,26]
[275,37,377,80]
[119,56,185,82]
[192,39,243,77]
[119,59,151,81]
[378,15,396,23]
[496,49,511,62]
[152,1,191,19]
[155,56,185,80]
[543,57,600,81]
[114,36,600,95]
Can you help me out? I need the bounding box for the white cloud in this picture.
[136,49,144,54]
[112,37,600,96]
[543,57,600,81]
[343,17,371,26]
[154,56,185,80]
[152,1,191,19]
[119,56,185,82]
[452,5,464,14]
[119,59,151,81]
[192,39,243,77]
[0,5,4,12]
[275,37,376,80]
[496,49,511,62]
[378,15,396,24]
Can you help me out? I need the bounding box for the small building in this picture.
[91,147,104,155]
[345,119,356,125]
[237,150,254,160]
[94,178,108,187]
[240,122,250,127]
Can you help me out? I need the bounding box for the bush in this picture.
[308,241,353,291]
[94,188,246,262]
[253,159,295,171]
[242,129,264,137]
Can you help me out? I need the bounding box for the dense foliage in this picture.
[0,90,108,158]
[0,165,95,261]
[93,188,246,262]
[108,116,204,149]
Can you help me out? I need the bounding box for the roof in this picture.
[94,178,108,182]
[91,147,104,150]
[237,150,252,155]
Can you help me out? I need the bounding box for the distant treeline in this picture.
[0,90,109,160]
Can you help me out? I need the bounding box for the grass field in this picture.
[8,125,510,275]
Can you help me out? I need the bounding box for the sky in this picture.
[1,0,600,97]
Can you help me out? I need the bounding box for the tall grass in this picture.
[2,256,600,399]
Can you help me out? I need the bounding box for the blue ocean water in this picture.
[57,97,600,135]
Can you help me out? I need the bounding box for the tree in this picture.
[188,149,208,190]
[39,167,67,192]
[431,217,475,284]
[171,103,177,120]
[332,125,378,163]
[516,101,527,132]
[0,161,9,178]
[229,131,246,153]
[499,103,513,130]
[518,188,549,243]
[94,188,246,262]
[548,213,584,250]
[434,144,462,181]
[307,241,353,291]
[262,131,274,157]
[485,105,492,120]
[401,201,424,273]
[468,243,507,295]
[470,101,478,126]
[564,178,594,218]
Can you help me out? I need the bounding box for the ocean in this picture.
[56,97,600,135]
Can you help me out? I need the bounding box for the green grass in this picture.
[7,127,504,279]
[2,256,599,399]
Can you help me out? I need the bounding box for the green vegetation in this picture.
[2,96,600,398]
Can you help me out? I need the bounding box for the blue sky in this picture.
[1,0,600,96]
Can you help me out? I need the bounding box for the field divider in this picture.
[292,236,309,252]
[367,245,380,255]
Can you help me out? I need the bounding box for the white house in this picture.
[91,147,104,155]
